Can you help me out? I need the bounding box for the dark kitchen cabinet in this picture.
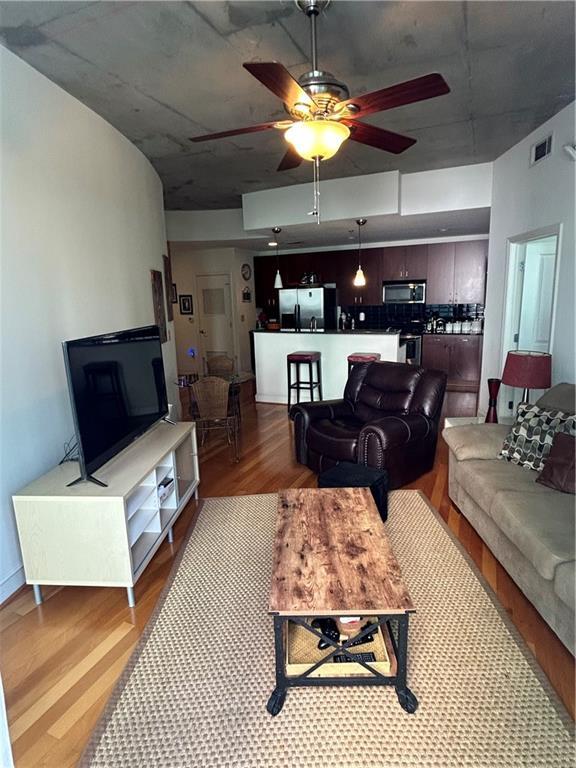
[380,245,428,282]
[422,335,482,386]
[426,241,487,305]
[453,241,488,304]
[380,247,406,281]
[426,243,455,304]
[254,256,279,315]
[422,332,483,423]
[404,245,428,280]
[338,248,381,306]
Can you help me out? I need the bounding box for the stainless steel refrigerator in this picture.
[279,287,338,331]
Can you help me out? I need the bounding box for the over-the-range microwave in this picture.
[382,280,426,304]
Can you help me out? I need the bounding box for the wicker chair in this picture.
[191,376,239,462]
[206,355,234,377]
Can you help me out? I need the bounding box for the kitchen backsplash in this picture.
[344,303,484,329]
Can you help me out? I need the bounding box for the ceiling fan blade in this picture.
[190,121,278,142]
[243,62,317,109]
[343,120,417,154]
[339,73,450,119]
[277,146,303,172]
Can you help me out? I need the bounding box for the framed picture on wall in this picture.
[179,294,193,315]
[150,269,168,343]
[163,254,174,322]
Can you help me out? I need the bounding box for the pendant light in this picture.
[271,227,283,289]
[353,218,367,286]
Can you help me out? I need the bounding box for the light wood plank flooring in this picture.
[1,403,574,767]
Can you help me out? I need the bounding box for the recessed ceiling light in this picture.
[438,227,449,233]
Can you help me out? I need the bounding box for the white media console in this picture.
[12,421,199,607]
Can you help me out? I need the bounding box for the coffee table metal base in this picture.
[267,613,418,716]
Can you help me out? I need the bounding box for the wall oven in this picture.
[383,280,426,304]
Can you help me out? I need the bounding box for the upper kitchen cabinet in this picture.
[380,247,406,281]
[453,241,488,304]
[338,248,382,306]
[254,255,278,313]
[427,243,455,304]
[380,245,428,281]
[427,241,487,305]
[404,245,428,280]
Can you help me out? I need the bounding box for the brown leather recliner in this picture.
[290,361,447,489]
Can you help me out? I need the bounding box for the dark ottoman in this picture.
[318,462,389,522]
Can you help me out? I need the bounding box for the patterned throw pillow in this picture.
[499,404,576,471]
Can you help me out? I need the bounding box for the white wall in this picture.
[480,102,575,412]
[170,245,257,375]
[400,163,493,214]
[242,170,400,229]
[0,47,177,602]
[166,209,262,244]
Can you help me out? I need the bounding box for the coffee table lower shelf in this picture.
[267,614,418,716]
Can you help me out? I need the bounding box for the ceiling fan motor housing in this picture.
[286,70,350,119]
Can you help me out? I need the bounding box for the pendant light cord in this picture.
[357,219,362,267]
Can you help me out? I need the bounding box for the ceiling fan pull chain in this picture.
[314,156,321,223]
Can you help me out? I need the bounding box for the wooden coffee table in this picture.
[267,487,418,715]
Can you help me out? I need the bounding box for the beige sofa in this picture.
[443,384,575,654]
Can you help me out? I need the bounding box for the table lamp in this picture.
[501,350,552,404]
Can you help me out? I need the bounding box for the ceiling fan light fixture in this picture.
[284,120,350,161]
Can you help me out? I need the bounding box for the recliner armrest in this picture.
[290,400,354,464]
[289,399,353,423]
[359,413,433,451]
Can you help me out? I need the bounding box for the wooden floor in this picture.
[1,403,574,767]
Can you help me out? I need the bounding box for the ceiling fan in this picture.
[190,0,450,171]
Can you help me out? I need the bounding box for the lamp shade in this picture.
[501,350,552,389]
[285,120,350,161]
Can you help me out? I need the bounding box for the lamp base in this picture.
[485,378,501,423]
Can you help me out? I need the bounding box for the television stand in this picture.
[66,474,108,488]
[12,422,199,607]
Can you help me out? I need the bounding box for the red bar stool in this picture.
[287,351,322,410]
[347,352,381,374]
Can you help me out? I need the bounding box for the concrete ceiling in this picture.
[1,1,574,211]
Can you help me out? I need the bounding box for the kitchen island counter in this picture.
[253,331,405,404]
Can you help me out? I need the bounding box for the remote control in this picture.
[333,652,376,663]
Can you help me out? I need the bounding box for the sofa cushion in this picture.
[554,561,576,611]
[443,424,510,461]
[536,383,575,416]
[307,416,363,463]
[489,491,575,581]
[456,458,552,512]
[536,432,576,494]
[500,403,576,471]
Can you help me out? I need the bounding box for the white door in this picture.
[197,274,235,372]
[517,236,557,352]
[501,233,558,414]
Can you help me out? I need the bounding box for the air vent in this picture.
[530,135,553,166]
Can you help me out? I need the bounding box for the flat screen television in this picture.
[63,325,168,486]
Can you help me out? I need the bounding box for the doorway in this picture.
[501,230,559,414]
[196,273,235,373]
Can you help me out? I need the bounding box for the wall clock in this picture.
[241,263,252,281]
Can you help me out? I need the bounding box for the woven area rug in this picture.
[81,491,574,767]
